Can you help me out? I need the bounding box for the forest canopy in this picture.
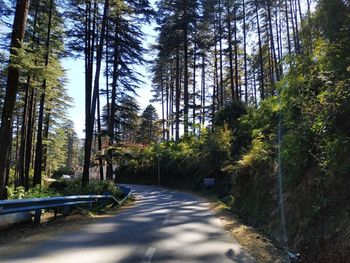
[0,0,349,261]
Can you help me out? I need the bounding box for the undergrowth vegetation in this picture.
[7,180,122,200]
[6,185,60,199]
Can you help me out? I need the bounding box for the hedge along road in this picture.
[1,184,255,263]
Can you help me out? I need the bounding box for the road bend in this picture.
[1,184,255,263]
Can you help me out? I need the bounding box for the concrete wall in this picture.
[0,213,32,228]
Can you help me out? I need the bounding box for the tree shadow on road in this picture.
[1,185,255,263]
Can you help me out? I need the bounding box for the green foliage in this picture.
[226,3,350,258]
[221,195,235,207]
[281,130,312,188]
[118,124,234,192]
[215,102,250,158]
[214,101,246,130]
[46,127,68,173]
[137,104,161,144]
[238,132,271,168]
[7,185,60,199]
[50,179,123,199]
[231,115,277,226]
[6,180,123,200]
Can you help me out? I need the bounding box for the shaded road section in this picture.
[1,185,255,263]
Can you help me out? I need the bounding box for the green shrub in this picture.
[7,185,60,199]
[50,179,123,198]
[221,195,235,207]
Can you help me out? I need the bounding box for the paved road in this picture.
[1,185,255,263]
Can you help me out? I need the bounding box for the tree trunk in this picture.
[97,91,104,180]
[212,70,217,129]
[42,109,51,173]
[67,131,74,169]
[226,1,235,101]
[170,67,174,140]
[5,120,14,197]
[166,73,170,141]
[18,85,30,186]
[289,0,298,53]
[214,38,220,107]
[253,70,258,107]
[284,0,292,55]
[0,0,30,199]
[83,0,109,187]
[276,6,283,77]
[33,0,53,186]
[201,55,206,126]
[175,49,180,141]
[255,1,265,99]
[33,89,45,186]
[292,0,301,53]
[192,20,197,134]
[243,0,248,102]
[24,88,36,191]
[233,5,239,101]
[161,67,166,140]
[170,65,174,140]
[218,0,224,107]
[107,22,119,181]
[267,3,280,82]
[183,0,189,137]
[13,114,19,188]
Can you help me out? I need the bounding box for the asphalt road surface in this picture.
[1,184,255,263]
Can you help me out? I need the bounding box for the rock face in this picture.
[0,213,31,228]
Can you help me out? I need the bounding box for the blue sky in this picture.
[63,14,157,139]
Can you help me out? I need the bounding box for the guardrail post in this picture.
[34,209,41,225]
[63,206,71,216]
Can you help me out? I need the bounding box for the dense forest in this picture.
[1,0,350,262]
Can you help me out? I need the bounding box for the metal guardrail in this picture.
[119,185,132,204]
[0,195,118,224]
[0,185,132,224]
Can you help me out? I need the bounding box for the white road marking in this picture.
[141,247,156,263]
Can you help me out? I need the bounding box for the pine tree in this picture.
[0,0,30,199]
[137,105,160,144]
[0,0,72,194]
[103,0,153,179]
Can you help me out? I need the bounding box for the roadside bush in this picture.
[50,179,123,199]
[7,180,123,200]
[7,185,60,199]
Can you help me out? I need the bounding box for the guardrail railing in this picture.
[0,185,132,224]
